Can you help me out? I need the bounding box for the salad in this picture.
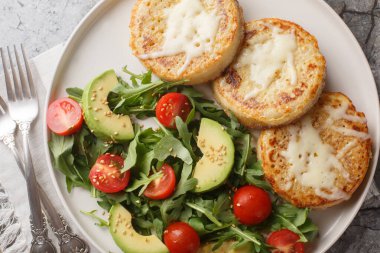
[48,67,317,253]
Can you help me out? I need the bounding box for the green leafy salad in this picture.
[47,67,318,253]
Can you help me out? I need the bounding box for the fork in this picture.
[1,45,90,253]
[0,96,90,253]
[0,45,56,253]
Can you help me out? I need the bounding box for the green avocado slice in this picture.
[109,204,169,253]
[193,118,235,193]
[82,70,134,142]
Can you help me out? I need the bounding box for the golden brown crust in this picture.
[130,0,245,85]
[258,92,372,208]
[213,18,326,129]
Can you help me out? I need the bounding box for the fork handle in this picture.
[7,136,89,252]
[18,123,58,253]
[20,128,44,228]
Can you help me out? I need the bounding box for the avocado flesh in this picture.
[193,118,234,193]
[198,241,253,253]
[109,204,169,253]
[82,70,134,142]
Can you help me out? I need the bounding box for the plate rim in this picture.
[43,0,380,252]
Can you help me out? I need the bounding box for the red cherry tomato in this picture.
[163,222,200,253]
[144,164,176,200]
[155,93,192,128]
[47,98,83,136]
[89,154,130,193]
[233,185,272,225]
[266,229,305,253]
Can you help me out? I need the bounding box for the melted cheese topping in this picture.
[324,100,370,139]
[281,117,349,200]
[236,25,298,100]
[280,98,369,201]
[139,0,220,75]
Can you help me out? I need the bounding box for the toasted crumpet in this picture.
[258,92,372,208]
[130,0,244,85]
[213,18,326,128]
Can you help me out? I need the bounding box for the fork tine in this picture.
[14,45,30,99]
[7,46,23,100]
[21,44,36,98]
[0,96,7,114]
[0,48,16,101]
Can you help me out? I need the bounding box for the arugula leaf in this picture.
[153,135,193,165]
[172,163,197,198]
[122,127,141,173]
[126,172,163,196]
[229,226,261,246]
[234,134,251,176]
[66,87,83,103]
[245,161,272,192]
[175,116,196,159]
[80,210,109,227]
[153,218,164,240]
[271,203,318,242]
[160,164,197,225]
[274,214,308,242]
[49,134,89,191]
[186,202,223,227]
[108,67,184,118]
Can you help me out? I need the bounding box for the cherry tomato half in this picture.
[164,222,200,253]
[47,97,83,136]
[266,229,305,253]
[89,153,130,193]
[144,164,176,200]
[233,185,272,225]
[155,93,192,128]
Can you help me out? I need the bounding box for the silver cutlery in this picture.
[0,45,89,253]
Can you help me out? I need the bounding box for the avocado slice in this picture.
[82,70,134,142]
[109,204,169,253]
[198,241,253,253]
[193,118,234,193]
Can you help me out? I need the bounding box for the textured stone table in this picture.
[0,0,379,252]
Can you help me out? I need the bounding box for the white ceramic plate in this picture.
[44,0,380,252]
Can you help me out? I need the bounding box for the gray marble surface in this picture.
[0,0,379,252]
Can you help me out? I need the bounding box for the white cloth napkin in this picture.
[0,44,378,253]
